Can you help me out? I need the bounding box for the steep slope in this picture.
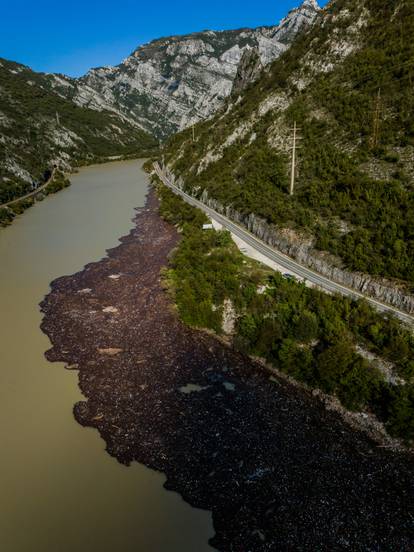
[0,58,156,204]
[232,47,264,96]
[43,0,320,138]
[163,0,414,309]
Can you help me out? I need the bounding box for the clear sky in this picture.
[0,0,327,77]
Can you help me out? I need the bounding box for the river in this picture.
[0,160,213,552]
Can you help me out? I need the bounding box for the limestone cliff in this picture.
[45,1,320,138]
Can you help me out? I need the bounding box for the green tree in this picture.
[293,310,319,343]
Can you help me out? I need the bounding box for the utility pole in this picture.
[290,121,301,196]
[370,88,382,150]
[192,124,195,143]
[56,111,60,126]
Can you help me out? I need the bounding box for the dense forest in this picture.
[165,0,414,286]
[156,179,414,442]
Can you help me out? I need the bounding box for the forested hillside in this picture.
[0,58,156,206]
[164,0,414,288]
[156,179,414,443]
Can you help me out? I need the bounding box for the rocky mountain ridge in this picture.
[0,1,320,208]
[0,58,155,204]
[44,0,321,138]
[163,0,414,308]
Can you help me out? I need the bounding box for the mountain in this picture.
[0,58,156,204]
[163,0,414,311]
[43,0,320,138]
[0,1,320,208]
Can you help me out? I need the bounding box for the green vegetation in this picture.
[165,0,414,286]
[156,179,414,442]
[0,57,157,206]
[43,170,71,195]
[0,170,70,227]
[157,182,269,331]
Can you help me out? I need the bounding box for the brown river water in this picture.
[0,160,213,552]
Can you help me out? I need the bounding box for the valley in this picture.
[40,181,414,551]
[1,0,414,550]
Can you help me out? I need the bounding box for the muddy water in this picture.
[0,160,213,552]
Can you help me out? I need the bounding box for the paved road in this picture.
[155,164,414,325]
[0,169,55,209]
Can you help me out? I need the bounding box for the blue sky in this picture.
[1,0,327,77]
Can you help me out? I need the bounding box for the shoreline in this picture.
[0,169,70,227]
[40,187,414,551]
[0,168,57,209]
[0,155,150,228]
[201,326,411,453]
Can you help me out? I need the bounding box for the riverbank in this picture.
[41,186,414,551]
[0,153,153,228]
[0,170,70,227]
[155,178,414,446]
[1,160,214,552]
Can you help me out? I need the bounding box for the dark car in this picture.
[282,273,297,281]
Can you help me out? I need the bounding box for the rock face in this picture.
[0,58,155,195]
[232,47,263,95]
[45,1,320,138]
[171,182,414,315]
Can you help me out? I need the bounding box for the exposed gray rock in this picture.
[232,47,263,95]
[177,183,414,315]
[45,1,321,138]
[0,58,155,191]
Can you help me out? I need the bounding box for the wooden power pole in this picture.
[370,88,382,150]
[290,121,301,196]
[192,124,195,143]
